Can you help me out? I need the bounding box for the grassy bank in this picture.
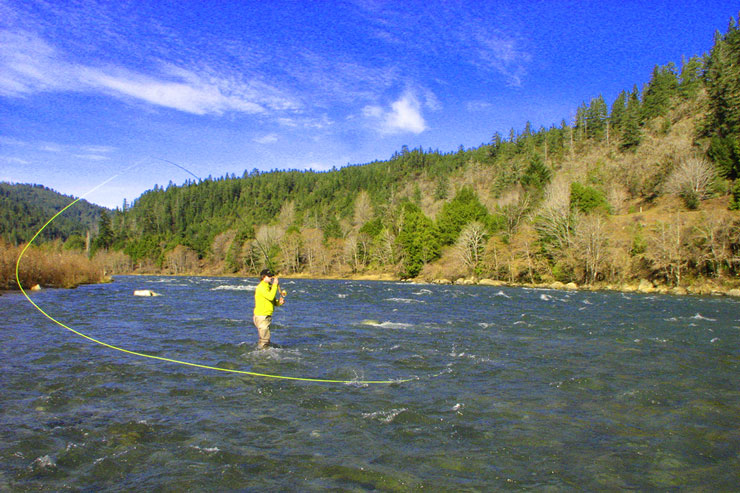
[1,240,107,290]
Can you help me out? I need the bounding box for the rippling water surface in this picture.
[2,276,739,490]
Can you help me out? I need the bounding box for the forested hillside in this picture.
[0,183,104,245]
[70,17,740,290]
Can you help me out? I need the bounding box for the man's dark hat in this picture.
[260,269,274,278]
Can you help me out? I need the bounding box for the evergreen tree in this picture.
[575,102,589,141]
[397,201,440,278]
[521,154,552,192]
[323,215,343,240]
[434,175,449,200]
[610,90,628,133]
[641,63,679,121]
[92,210,114,253]
[678,55,704,100]
[436,187,490,245]
[704,17,740,179]
[587,95,608,140]
[621,86,643,151]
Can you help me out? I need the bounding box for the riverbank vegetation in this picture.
[2,240,107,290]
[4,15,740,294]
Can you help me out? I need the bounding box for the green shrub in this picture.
[570,182,610,214]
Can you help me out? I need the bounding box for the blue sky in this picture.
[1,0,738,208]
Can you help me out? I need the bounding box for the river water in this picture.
[1,276,739,490]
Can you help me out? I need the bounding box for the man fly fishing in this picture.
[253,269,286,349]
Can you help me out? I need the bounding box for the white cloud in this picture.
[254,133,278,144]
[15,140,116,159]
[470,30,531,87]
[39,142,64,153]
[466,100,493,112]
[80,66,265,115]
[0,30,71,95]
[79,145,116,154]
[1,156,30,165]
[0,29,296,116]
[73,153,109,161]
[363,92,427,135]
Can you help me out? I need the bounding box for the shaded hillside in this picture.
[0,183,105,245]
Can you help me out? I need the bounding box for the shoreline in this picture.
[122,271,740,297]
[5,270,739,298]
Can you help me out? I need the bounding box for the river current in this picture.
[1,276,739,490]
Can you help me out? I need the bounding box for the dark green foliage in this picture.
[704,17,740,183]
[576,95,609,141]
[630,225,647,256]
[707,135,740,179]
[63,234,86,251]
[359,217,383,238]
[397,201,440,278]
[570,182,610,214]
[641,63,679,121]
[0,183,104,244]
[323,216,342,240]
[620,86,643,151]
[225,229,250,272]
[679,55,704,100]
[434,175,449,200]
[124,234,165,265]
[610,90,628,132]
[730,181,740,210]
[435,187,489,245]
[521,154,551,192]
[91,210,114,254]
[681,189,700,210]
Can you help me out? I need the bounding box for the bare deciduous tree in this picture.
[454,221,487,272]
[166,245,199,274]
[607,184,628,214]
[498,191,531,239]
[211,230,236,264]
[372,228,398,266]
[535,177,575,253]
[572,214,610,283]
[645,214,688,285]
[343,234,363,272]
[254,224,284,268]
[664,156,715,200]
[691,211,733,278]
[301,228,323,272]
[278,201,296,227]
[279,230,302,273]
[510,224,543,284]
[353,190,374,229]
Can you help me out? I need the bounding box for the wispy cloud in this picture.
[466,100,493,112]
[254,133,278,144]
[353,2,531,87]
[1,155,30,165]
[0,29,298,116]
[363,91,427,135]
[470,30,531,87]
[25,140,117,159]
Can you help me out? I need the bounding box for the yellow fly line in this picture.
[15,175,411,385]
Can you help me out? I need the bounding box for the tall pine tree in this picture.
[641,63,679,121]
[704,16,740,179]
[610,90,628,134]
[621,86,643,151]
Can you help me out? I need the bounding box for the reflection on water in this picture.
[1,276,739,490]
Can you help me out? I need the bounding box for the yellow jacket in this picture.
[254,280,279,316]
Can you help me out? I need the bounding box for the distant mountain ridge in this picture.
[0,182,106,245]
